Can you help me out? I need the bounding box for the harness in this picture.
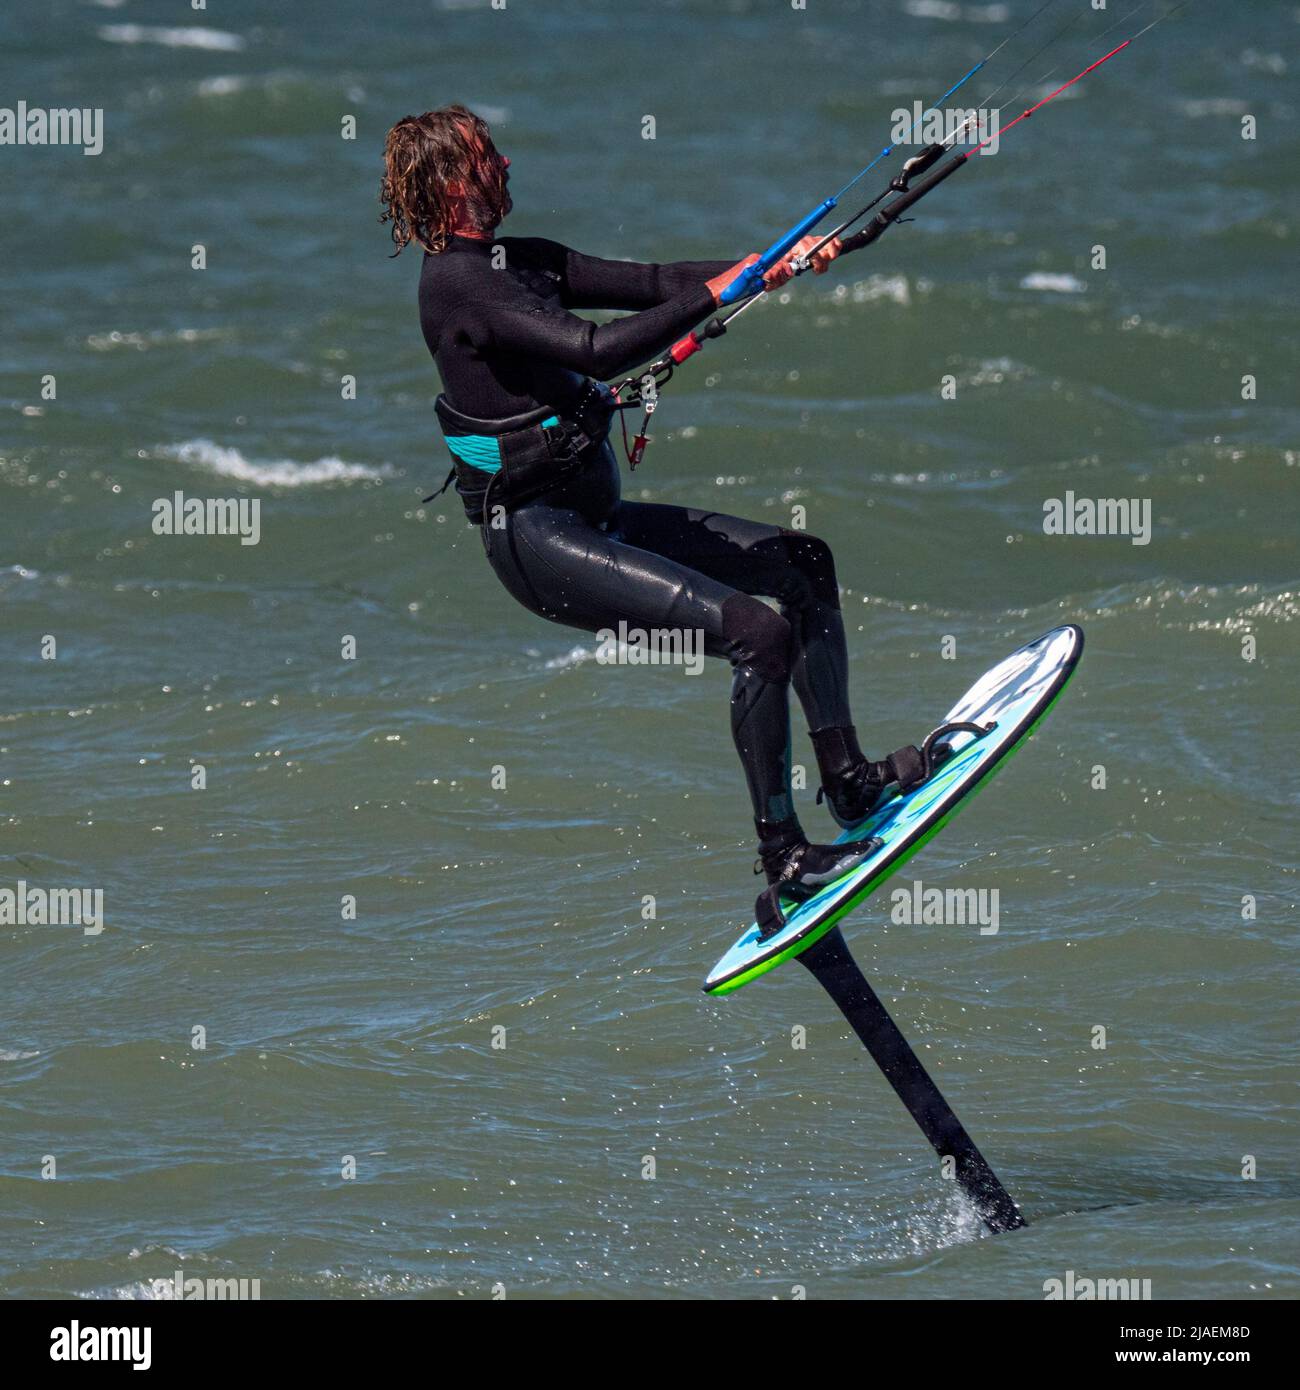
[426,381,616,524]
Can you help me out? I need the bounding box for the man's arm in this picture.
[511,236,737,311]
[457,283,719,382]
[562,247,740,311]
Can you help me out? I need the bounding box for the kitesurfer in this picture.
[381,107,946,920]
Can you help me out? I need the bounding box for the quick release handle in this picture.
[669,314,728,364]
[838,153,967,257]
[717,197,837,305]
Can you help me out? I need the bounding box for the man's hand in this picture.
[707,254,761,306]
[764,234,841,289]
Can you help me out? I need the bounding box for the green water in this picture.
[1,0,1296,1298]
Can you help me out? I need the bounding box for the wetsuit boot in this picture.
[753,816,877,939]
[810,722,988,830]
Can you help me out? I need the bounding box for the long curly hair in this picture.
[379,105,511,256]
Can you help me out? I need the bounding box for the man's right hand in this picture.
[706,254,761,306]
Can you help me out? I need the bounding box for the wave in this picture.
[1020,272,1087,294]
[98,25,246,52]
[155,439,391,488]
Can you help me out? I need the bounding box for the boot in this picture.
[752,816,877,939]
[810,722,989,829]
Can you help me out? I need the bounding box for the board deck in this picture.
[704,624,1083,995]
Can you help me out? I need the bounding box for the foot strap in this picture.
[883,743,927,792]
[753,843,807,939]
[755,883,788,940]
[888,720,995,792]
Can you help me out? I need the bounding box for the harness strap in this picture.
[422,466,456,506]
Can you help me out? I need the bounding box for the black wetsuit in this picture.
[420,234,854,834]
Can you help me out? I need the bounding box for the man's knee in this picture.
[779,530,840,607]
[721,594,793,684]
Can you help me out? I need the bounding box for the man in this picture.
[382,106,943,930]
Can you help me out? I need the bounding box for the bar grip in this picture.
[718,197,837,305]
[839,153,967,257]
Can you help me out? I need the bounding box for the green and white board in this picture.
[704,624,1084,996]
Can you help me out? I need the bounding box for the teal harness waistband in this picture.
[441,415,560,475]
[429,386,615,523]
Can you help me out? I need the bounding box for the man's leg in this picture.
[612,502,854,732]
[493,500,798,827]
